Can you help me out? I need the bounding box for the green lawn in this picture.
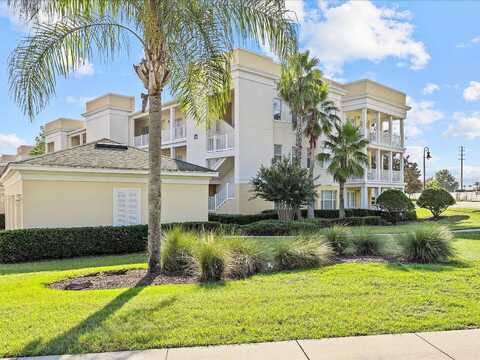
[2,228,480,357]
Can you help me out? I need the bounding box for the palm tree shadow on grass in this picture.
[20,274,176,357]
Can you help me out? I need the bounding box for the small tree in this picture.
[251,157,317,221]
[376,189,414,224]
[404,156,422,196]
[417,188,456,219]
[435,169,459,192]
[29,126,45,156]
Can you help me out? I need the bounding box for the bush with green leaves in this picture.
[376,189,414,224]
[226,238,266,279]
[209,212,277,225]
[272,236,333,270]
[250,157,317,220]
[325,225,351,255]
[194,234,228,282]
[416,188,456,219]
[160,228,196,275]
[401,224,455,263]
[352,230,384,256]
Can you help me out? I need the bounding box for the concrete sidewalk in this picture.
[8,329,480,360]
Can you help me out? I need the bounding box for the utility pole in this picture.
[459,146,465,191]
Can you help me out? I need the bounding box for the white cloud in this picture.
[444,112,480,139]
[405,96,444,139]
[65,96,94,104]
[0,133,25,153]
[463,81,480,101]
[0,2,60,32]
[285,0,305,22]
[73,59,95,78]
[422,83,440,95]
[472,36,480,44]
[294,0,429,77]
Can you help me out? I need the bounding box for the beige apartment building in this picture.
[39,48,408,216]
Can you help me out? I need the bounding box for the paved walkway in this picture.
[7,329,480,360]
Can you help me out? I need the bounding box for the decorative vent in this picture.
[95,143,128,151]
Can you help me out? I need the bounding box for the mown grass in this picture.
[1,226,480,357]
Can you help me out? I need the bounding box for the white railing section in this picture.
[368,131,377,143]
[392,170,403,183]
[368,168,377,181]
[381,132,391,146]
[392,134,402,148]
[381,170,390,182]
[208,183,235,211]
[134,134,149,147]
[173,125,186,140]
[207,133,235,152]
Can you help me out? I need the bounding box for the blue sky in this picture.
[0,0,480,184]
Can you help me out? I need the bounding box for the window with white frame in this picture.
[273,144,282,163]
[346,191,356,208]
[113,188,141,226]
[273,98,282,121]
[321,190,337,210]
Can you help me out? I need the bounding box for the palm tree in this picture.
[317,121,369,219]
[278,50,328,165]
[7,0,297,274]
[304,100,340,218]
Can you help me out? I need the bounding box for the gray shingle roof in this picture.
[6,139,214,174]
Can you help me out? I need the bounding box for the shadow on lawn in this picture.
[19,274,176,357]
[386,259,471,273]
[0,253,147,276]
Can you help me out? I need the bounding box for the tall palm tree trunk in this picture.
[294,116,303,220]
[339,181,345,219]
[148,92,162,274]
[307,144,316,218]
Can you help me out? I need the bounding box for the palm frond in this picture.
[8,15,141,119]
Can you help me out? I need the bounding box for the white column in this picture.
[169,107,175,141]
[389,151,393,183]
[400,118,405,148]
[171,146,176,159]
[389,116,393,146]
[361,108,367,137]
[376,148,381,180]
[400,153,405,186]
[376,111,381,143]
[360,186,369,209]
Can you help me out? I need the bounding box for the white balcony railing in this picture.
[368,168,377,181]
[392,134,402,148]
[392,170,403,183]
[381,170,390,182]
[368,131,377,143]
[134,134,149,147]
[207,133,234,153]
[208,183,235,211]
[173,125,186,140]
[381,132,391,146]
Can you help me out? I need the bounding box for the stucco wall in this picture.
[3,172,209,229]
[0,185,4,214]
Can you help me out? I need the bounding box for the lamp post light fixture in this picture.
[423,146,432,190]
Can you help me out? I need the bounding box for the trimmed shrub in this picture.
[0,222,229,263]
[376,189,415,224]
[417,188,456,219]
[0,214,4,230]
[240,220,323,236]
[352,230,384,256]
[325,225,351,255]
[272,236,333,270]
[334,216,383,226]
[195,234,228,282]
[226,238,266,279]
[209,212,277,225]
[160,228,196,275]
[401,224,455,263]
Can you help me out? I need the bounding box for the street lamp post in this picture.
[423,146,432,190]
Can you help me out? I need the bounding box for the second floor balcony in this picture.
[133,124,186,148]
[207,133,235,153]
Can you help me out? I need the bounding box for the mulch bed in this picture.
[50,256,403,291]
[49,269,198,291]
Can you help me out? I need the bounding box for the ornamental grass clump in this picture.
[160,227,196,275]
[273,236,333,271]
[352,229,384,256]
[195,234,228,282]
[401,224,455,263]
[325,225,351,255]
[226,238,266,279]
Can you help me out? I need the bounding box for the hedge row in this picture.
[0,214,4,230]
[0,222,234,263]
[211,208,415,225]
[241,216,383,236]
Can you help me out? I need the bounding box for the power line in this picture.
[458,146,465,191]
